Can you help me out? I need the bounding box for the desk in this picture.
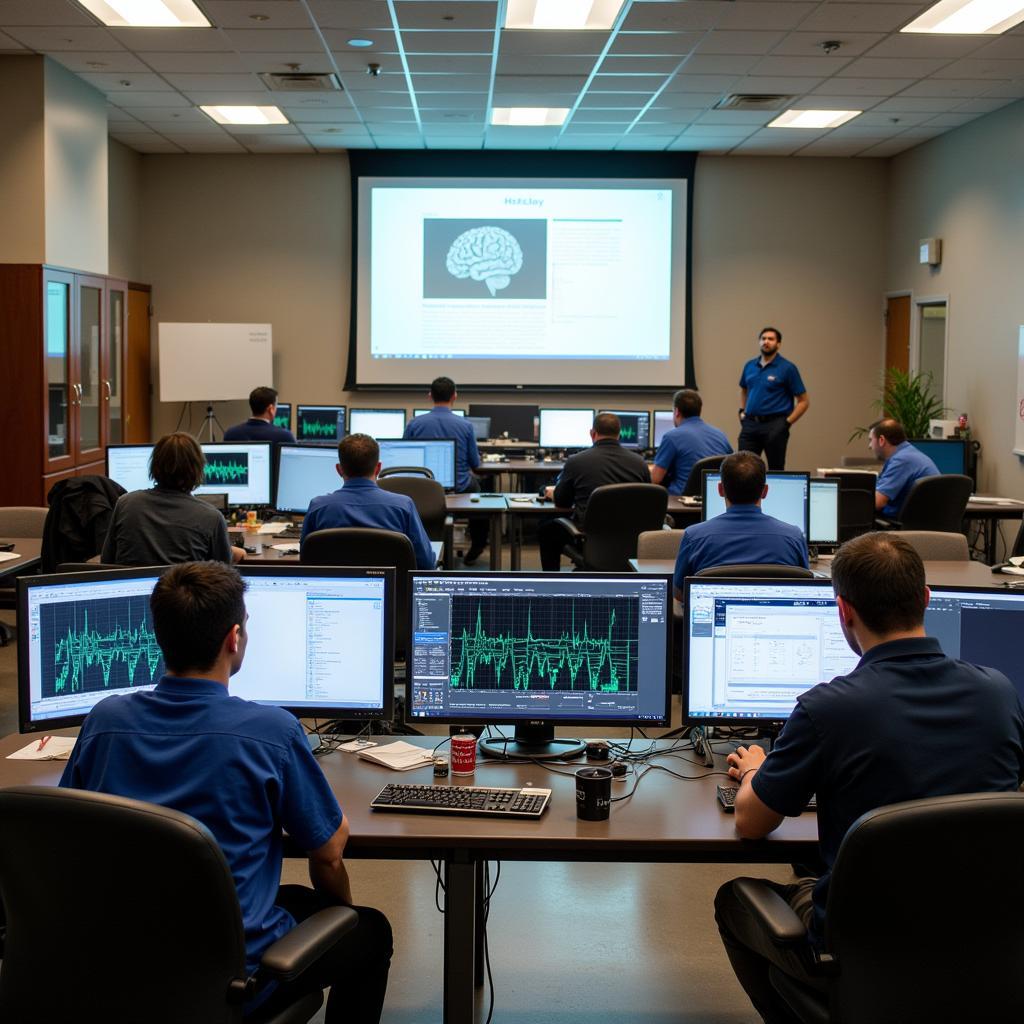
[0,732,817,1024]
[443,494,508,570]
[965,497,1024,564]
[0,538,43,580]
[234,535,446,567]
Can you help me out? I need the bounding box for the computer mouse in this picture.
[610,761,628,777]
[470,494,480,503]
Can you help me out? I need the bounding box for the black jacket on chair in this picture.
[41,475,127,573]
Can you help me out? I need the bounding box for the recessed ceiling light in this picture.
[901,0,1024,34]
[347,38,375,48]
[768,109,861,129]
[200,105,289,126]
[491,107,569,126]
[504,0,626,31]
[76,0,210,27]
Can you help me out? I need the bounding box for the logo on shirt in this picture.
[767,375,777,382]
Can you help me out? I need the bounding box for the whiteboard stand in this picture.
[196,402,225,442]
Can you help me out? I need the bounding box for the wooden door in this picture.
[885,295,910,373]
[125,286,152,442]
[75,274,106,465]
[105,281,127,445]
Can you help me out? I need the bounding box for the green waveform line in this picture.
[204,458,248,483]
[450,599,633,692]
[300,419,338,438]
[273,415,290,428]
[618,422,638,440]
[52,605,163,695]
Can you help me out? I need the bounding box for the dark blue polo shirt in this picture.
[672,504,808,591]
[404,407,480,493]
[653,417,733,495]
[60,676,343,978]
[876,442,940,518]
[739,354,806,416]
[223,418,296,443]
[752,637,1024,945]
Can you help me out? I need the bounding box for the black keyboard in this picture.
[371,783,551,819]
[717,785,816,812]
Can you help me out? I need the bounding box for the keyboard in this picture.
[717,785,816,812]
[371,783,552,819]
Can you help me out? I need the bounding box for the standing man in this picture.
[738,327,809,469]
[224,386,296,443]
[869,418,940,520]
[651,388,733,495]
[405,376,489,565]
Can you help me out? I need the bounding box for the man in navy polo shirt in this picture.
[61,561,393,1023]
[672,451,808,600]
[715,533,1024,1024]
[869,417,940,519]
[223,385,296,443]
[738,326,809,469]
[651,388,733,495]
[404,375,489,564]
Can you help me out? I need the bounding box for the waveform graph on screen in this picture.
[299,416,338,440]
[204,452,249,486]
[39,595,165,699]
[618,421,638,442]
[450,596,637,693]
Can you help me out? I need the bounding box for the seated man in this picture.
[715,532,1024,1024]
[102,432,244,566]
[61,561,393,1023]
[650,388,733,495]
[538,412,651,571]
[223,386,296,443]
[869,417,940,519]
[672,451,807,599]
[302,432,435,569]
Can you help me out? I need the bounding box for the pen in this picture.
[36,735,51,752]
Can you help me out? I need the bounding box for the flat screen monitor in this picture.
[272,402,291,431]
[908,438,968,475]
[465,416,491,441]
[296,405,345,444]
[809,479,840,547]
[701,470,810,538]
[467,403,538,442]
[539,408,594,449]
[599,409,650,450]
[378,438,456,489]
[349,408,407,438]
[653,409,675,446]
[275,444,342,513]
[407,572,672,759]
[413,408,465,418]
[18,565,394,732]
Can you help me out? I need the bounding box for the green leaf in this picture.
[851,368,947,441]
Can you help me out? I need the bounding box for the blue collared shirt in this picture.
[301,476,435,569]
[875,442,940,518]
[653,418,733,495]
[404,407,480,493]
[60,676,343,976]
[740,354,806,416]
[672,504,808,592]
[223,418,296,444]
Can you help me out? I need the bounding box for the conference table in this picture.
[0,732,816,1024]
[964,496,1024,564]
[0,538,43,581]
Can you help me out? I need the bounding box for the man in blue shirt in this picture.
[715,533,1024,1024]
[738,327,809,470]
[302,433,435,569]
[672,451,808,600]
[869,417,940,519]
[404,376,488,564]
[61,561,393,1023]
[223,386,296,443]
[651,388,733,495]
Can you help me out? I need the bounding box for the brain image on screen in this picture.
[446,226,523,297]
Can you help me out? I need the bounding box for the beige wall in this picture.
[108,140,143,281]
[886,98,1024,499]
[0,57,45,263]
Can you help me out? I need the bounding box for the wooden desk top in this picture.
[0,538,43,580]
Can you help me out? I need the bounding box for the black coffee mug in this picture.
[576,767,612,821]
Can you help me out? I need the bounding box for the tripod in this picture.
[196,402,224,442]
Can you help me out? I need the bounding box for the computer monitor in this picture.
[406,572,672,759]
[106,444,157,494]
[809,479,840,547]
[467,403,538,442]
[272,402,291,431]
[377,438,456,490]
[295,405,345,444]
[465,416,491,441]
[413,408,465,418]
[18,564,395,733]
[684,578,858,727]
[653,409,675,446]
[349,408,407,438]
[275,444,342,513]
[701,470,810,537]
[908,438,968,475]
[599,410,650,450]
[538,408,594,449]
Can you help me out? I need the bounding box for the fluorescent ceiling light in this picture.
[504,0,626,30]
[901,0,1024,34]
[200,105,289,126]
[768,109,861,129]
[491,107,569,126]
[77,0,210,27]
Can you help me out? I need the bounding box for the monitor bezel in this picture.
[105,442,155,490]
[403,570,673,729]
[195,441,274,507]
[376,437,457,490]
[273,442,342,513]
[907,437,969,475]
[808,478,841,547]
[652,409,675,446]
[272,401,292,431]
[538,407,596,450]
[348,407,409,436]
[701,469,811,538]
[295,404,346,444]
[598,409,652,450]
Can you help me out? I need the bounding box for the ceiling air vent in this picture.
[258,72,342,92]
[715,94,794,111]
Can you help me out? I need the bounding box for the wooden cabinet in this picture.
[1,264,144,506]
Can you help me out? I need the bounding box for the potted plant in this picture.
[851,368,947,441]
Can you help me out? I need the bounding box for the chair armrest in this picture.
[733,879,808,947]
[555,517,582,541]
[874,517,897,530]
[259,906,360,983]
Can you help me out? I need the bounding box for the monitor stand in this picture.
[479,724,586,762]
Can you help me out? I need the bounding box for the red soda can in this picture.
[450,734,477,775]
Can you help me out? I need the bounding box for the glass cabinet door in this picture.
[43,272,74,471]
[107,286,125,445]
[77,279,104,459]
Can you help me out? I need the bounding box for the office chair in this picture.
[824,470,877,492]
[682,455,728,497]
[557,483,669,572]
[897,531,969,561]
[56,561,126,573]
[0,785,358,1024]
[636,528,686,560]
[835,488,876,543]
[377,466,434,480]
[1011,519,1024,559]
[378,476,453,567]
[694,564,813,579]
[733,791,1024,1024]
[884,474,973,533]
[41,475,126,573]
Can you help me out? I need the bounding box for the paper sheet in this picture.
[7,737,76,761]
[0,551,19,563]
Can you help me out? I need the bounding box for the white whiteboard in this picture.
[158,323,273,403]
[1016,326,1024,456]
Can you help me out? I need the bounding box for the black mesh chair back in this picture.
[836,487,876,543]
[823,471,878,492]
[693,564,813,579]
[0,785,322,1023]
[378,466,434,480]
[576,483,669,571]
[682,455,728,497]
[894,473,973,532]
[378,477,448,541]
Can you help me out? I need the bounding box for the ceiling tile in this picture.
[797,138,886,155]
[416,92,487,107]
[797,4,923,32]
[900,78,994,98]
[923,111,982,127]
[0,1,95,25]
[393,2,498,31]
[162,135,247,152]
[621,2,732,32]
[696,109,774,125]
[236,136,315,152]
[982,81,1024,97]
[331,52,403,72]
[414,72,492,90]
[179,90,274,105]
[402,30,494,53]
[971,35,1024,59]
[696,31,787,56]
[220,29,327,53]
[770,33,883,57]
[365,134,426,147]
[307,2,393,31]
[858,138,920,156]
[570,109,639,123]
[5,26,123,51]
[871,96,962,112]
[615,135,674,148]
[0,31,24,50]
[667,138,731,152]
[715,3,818,31]
[112,92,193,108]
[730,75,825,93]
[491,90,578,106]
[143,52,249,73]
[650,92,724,108]
[591,72,669,89]
[839,57,957,77]
[343,90,412,106]
[555,135,619,149]
[811,77,914,95]
[499,30,608,55]
[282,107,365,122]
[109,29,227,52]
[202,2,318,30]
[804,94,887,108]
[955,96,1016,113]
[269,90,353,108]
[863,34,986,59]
[49,51,150,73]
[406,54,492,73]
[931,57,1024,79]
[241,52,338,73]
[752,55,853,76]
[323,29,398,51]
[685,122,761,135]
[661,73,740,92]
[677,54,761,75]
[496,54,597,74]
[120,138,185,153]
[854,110,932,126]
[415,117,483,130]
[419,108,484,122]
[608,32,703,56]
[425,136,485,148]
[629,120,688,134]
[77,71,174,93]
[162,73,266,92]
[576,94,649,109]
[600,55,684,74]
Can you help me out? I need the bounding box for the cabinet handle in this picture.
[102,379,112,400]
[71,383,82,406]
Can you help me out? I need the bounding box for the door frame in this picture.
[912,293,950,404]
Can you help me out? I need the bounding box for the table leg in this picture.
[444,854,477,1024]
[489,511,501,571]
[510,515,521,571]
[474,860,486,987]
